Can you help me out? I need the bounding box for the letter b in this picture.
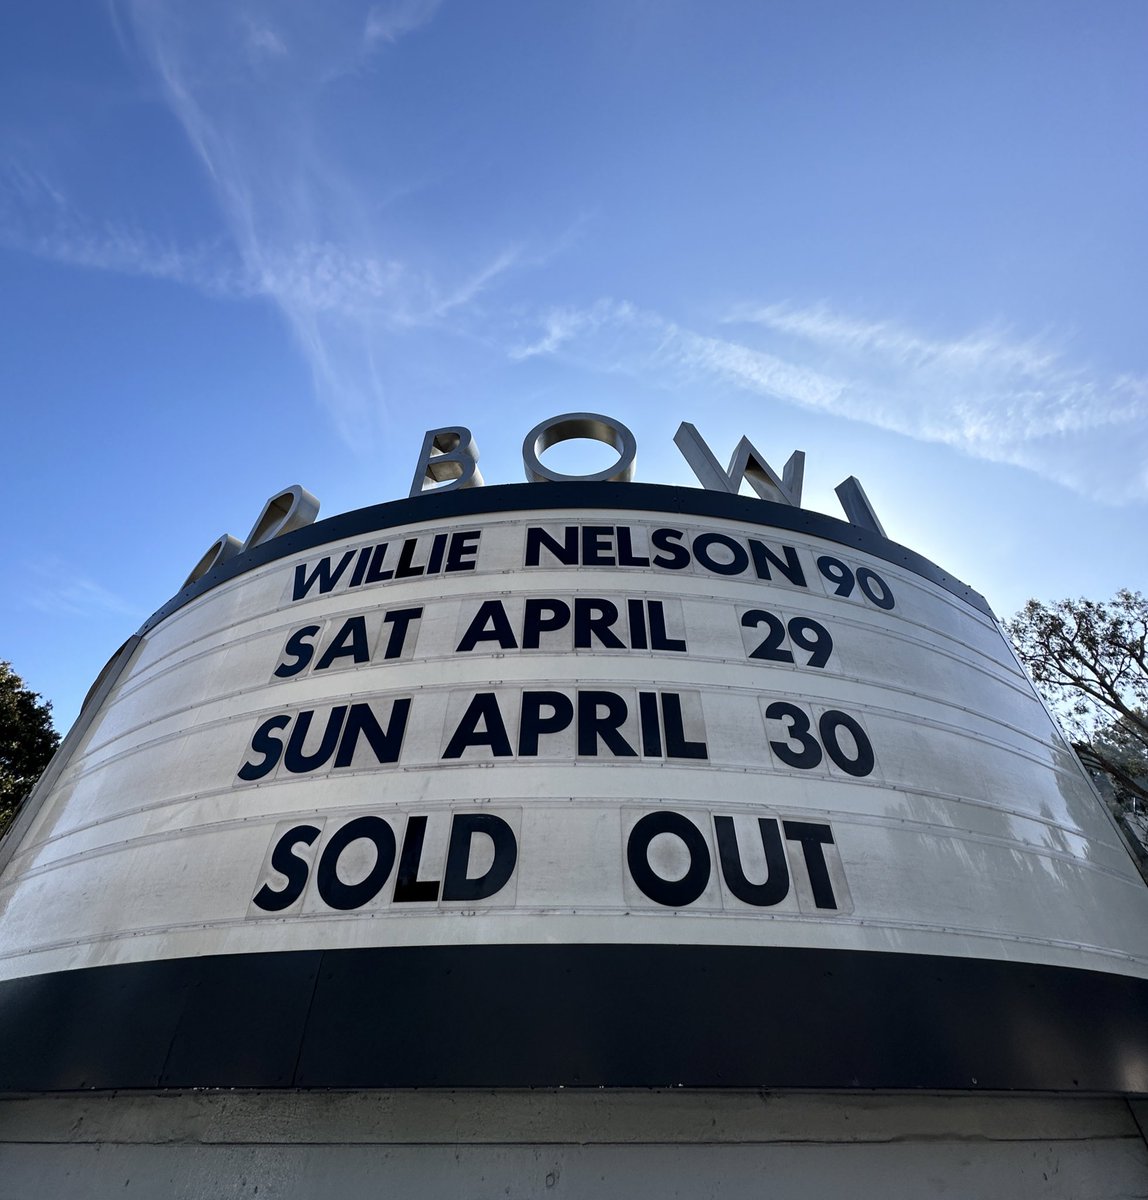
[410,427,484,496]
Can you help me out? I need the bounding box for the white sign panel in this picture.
[3,497,1146,989]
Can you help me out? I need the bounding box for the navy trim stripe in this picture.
[1,946,1144,1092]
[142,483,993,636]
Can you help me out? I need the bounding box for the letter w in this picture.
[674,422,804,506]
[292,550,356,600]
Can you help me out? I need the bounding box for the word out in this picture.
[627,811,842,909]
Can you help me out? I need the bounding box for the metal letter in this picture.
[409,427,483,497]
[522,412,637,483]
[181,534,242,590]
[242,485,321,552]
[834,476,887,538]
[674,422,804,505]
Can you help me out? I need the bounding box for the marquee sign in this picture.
[2,415,1147,1092]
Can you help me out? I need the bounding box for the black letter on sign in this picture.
[315,616,370,670]
[316,816,397,911]
[382,607,423,658]
[577,690,637,757]
[456,600,518,651]
[442,813,518,901]
[650,527,689,570]
[238,714,291,781]
[393,815,440,903]
[334,699,411,768]
[518,691,574,755]
[274,625,320,677]
[661,692,708,759]
[647,600,687,652]
[522,598,571,647]
[782,820,838,909]
[445,530,481,572]
[252,824,320,911]
[525,526,578,566]
[284,706,348,774]
[443,693,514,758]
[574,597,625,648]
[749,541,806,588]
[693,532,749,576]
[626,811,711,907]
[292,550,355,600]
[714,816,789,906]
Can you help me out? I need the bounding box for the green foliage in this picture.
[1007,590,1148,805]
[0,662,60,839]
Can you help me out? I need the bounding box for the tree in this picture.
[0,662,60,839]
[1007,590,1148,806]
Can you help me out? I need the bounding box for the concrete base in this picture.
[1,1090,1146,1199]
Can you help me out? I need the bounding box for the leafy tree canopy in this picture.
[0,662,60,839]
[1007,590,1148,805]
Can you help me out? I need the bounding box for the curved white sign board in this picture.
[2,484,1146,1090]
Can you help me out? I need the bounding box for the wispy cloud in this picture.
[65,0,514,448]
[728,302,1063,378]
[364,0,443,47]
[509,299,637,362]
[726,302,1144,453]
[244,19,288,61]
[510,299,1148,504]
[0,167,249,294]
[0,155,534,457]
[26,561,145,621]
[0,4,587,452]
[0,164,524,327]
[10,3,1141,504]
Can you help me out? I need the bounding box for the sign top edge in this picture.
[139,482,994,635]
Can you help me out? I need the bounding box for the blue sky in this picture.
[1,0,1145,731]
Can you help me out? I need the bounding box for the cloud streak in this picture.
[99,0,514,448]
[0,167,248,295]
[26,561,144,621]
[0,169,520,330]
[364,0,443,47]
[7,5,1142,504]
[510,299,1148,504]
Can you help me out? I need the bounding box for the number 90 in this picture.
[816,556,894,609]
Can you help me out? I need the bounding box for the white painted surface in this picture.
[2,505,1146,983]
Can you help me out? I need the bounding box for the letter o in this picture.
[316,816,397,911]
[522,412,637,483]
[626,811,711,907]
[693,532,749,576]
